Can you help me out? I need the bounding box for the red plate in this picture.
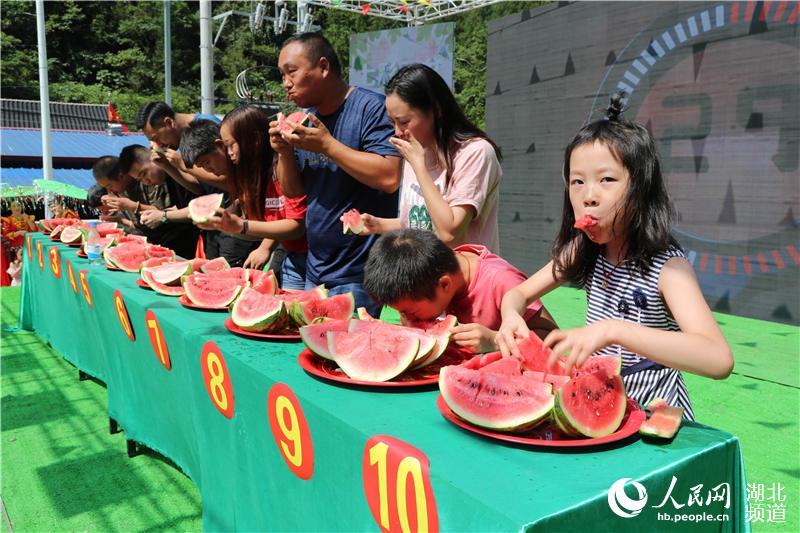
[49,235,61,242]
[104,263,121,271]
[297,348,457,387]
[179,294,229,312]
[76,249,87,258]
[224,317,301,340]
[66,242,82,248]
[136,278,152,290]
[436,395,645,448]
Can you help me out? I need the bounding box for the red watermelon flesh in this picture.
[299,319,351,359]
[348,320,437,363]
[277,111,311,133]
[574,215,598,229]
[96,222,119,237]
[249,269,277,295]
[140,256,173,272]
[480,356,524,376]
[290,293,354,326]
[327,329,419,382]
[524,370,571,391]
[342,208,364,235]
[460,351,504,370]
[188,193,224,223]
[207,267,249,286]
[117,235,148,245]
[146,244,176,260]
[439,364,554,432]
[85,236,115,252]
[149,261,192,285]
[190,258,209,271]
[514,332,568,375]
[182,274,242,307]
[639,400,683,439]
[142,269,185,296]
[276,286,327,305]
[408,315,458,368]
[200,256,230,273]
[553,369,626,438]
[572,355,621,378]
[105,244,149,272]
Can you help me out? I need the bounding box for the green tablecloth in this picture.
[19,233,750,532]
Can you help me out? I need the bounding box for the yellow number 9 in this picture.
[275,395,302,467]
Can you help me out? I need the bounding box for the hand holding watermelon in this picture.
[280,114,330,153]
[496,313,532,358]
[543,321,614,374]
[451,323,498,354]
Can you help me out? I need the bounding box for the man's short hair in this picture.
[136,101,175,131]
[180,119,220,168]
[118,144,150,175]
[92,155,121,181]
[86,184,107,208]
[363,229,459,305]
[282,32,342,77]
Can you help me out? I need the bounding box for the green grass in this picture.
[1,287,202,532]
[2,286,798,531]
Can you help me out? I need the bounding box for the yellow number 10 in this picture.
[368,441,429,533]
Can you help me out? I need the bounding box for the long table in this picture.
[19,232,750,532]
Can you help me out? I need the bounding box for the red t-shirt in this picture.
[264,177,308,254]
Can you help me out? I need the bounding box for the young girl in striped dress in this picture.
[497,95,733,421]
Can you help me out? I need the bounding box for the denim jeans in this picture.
[280,251,307,291]
[304,279,381,318]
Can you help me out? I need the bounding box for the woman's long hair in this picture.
[221,105,275,220]
[552,94,681,285]
[384,63,502,185]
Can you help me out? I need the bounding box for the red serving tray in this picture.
[136,278,152,290]
[178,294,228,311]
[224,317,302,340]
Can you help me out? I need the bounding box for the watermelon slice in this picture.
[208,267,249,285]
[327,329,419,382]
[96,222,119,237]
[639,398,684,439]
[513,332,568,375]
[524,370,571,391]
[290,292,354,326]
[553,369,627,438]
[50,225,65,238]
[572,355,621,377]
[408,315,458,369]
[182,274,242,307]
[149,261,192,285]
[117,235,148,245]
[84,236,116,253]
[60,227,83,244]
[299,319,351,359]
[190,257,209,271]
[277,111,311,133]
[439,364,554,432]
[231,287,286,332]
[201,256,230,273]
[342,208,364,235]
[142,269,185,296]
[250,269,278,295]
[574,215,598,229]
[348,320,437,364]
[105,244,150,272]
[146,244,176,260]
[140,256,173,272]
[460,351,504,370]
[188,193,224,223]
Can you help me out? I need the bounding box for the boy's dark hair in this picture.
[86,184,106,208]
[179,119,220,168]
[282,33,341,77]
[136,101,175,131]
[385,63,502,186]
[363,229,459,305]
[92,155,121,181]
[552,93,680,286]
[118,144,149,175]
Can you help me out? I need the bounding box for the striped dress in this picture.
[584,247,695,421]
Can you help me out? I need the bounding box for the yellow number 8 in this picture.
[206,352,228,410]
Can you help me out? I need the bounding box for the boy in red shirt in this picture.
[363,229,557,353]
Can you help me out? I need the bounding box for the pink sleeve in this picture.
[444,140,497,214]
[490,262,543,323]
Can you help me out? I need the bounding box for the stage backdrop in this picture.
[486,1,799,324]
[348,22,454,93]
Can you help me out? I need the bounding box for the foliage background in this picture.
[1,0,540,129]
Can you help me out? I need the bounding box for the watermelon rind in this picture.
[231,287,285,332]
[150,261,193,285]
[410,315,458,369]
[299,319,351,359]
[290,292,354,326]
[553,372,627,438]
[440,366,554,432]
[342,209,364,235]
[188,193,224,223]
[60,227,83,244]
[142,269,185,296]
[327,329,419,382]
[639,399,683,439]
